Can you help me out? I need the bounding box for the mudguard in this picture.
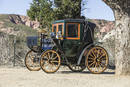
[77,43,94,65]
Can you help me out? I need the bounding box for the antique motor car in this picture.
[25,19,109,74]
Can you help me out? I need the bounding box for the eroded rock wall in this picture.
[9,14,40,29]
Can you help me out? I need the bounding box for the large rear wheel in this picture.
[86,46,109,74]
[25,50,41,71]
[40,50,61,73]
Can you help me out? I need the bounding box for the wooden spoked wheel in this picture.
[25,50,41,71]
[68,64,86,72]
[40,50,61,73]
[86,46,109,74]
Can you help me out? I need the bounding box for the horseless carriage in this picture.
[25,19,109,74]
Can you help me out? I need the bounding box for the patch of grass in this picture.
[0,14,9,21]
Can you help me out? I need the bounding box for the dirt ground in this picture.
[0,67,130,87]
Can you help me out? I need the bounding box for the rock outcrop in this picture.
[9,14,40,29]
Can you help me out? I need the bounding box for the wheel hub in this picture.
[96,58,100,62]
[33,57,40,63]
[48,59,52,64]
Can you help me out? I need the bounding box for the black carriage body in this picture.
[52,19,96,58]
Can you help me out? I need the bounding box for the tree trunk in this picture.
[114,10,130,75]
[103,0,130,75]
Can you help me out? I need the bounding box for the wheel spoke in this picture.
[95,62,98,67]
[97,49,100,57]
[95,62,99,72]
[29,55,35,60]
[98,62,103,71]
[51,62,57,67]
[100,57,106,61]
[94,48,98,57]
[88,59,94,62]
[43,61,49,67]
[99,53,106,59]
[49,64,54,71]
[42,57,48,61]
[100,62,106,68]
[89,61,95,67]
[48,53,51,59]
[88,56,94,60]
[94,62,97,70]
[52,56,58,60]
[91,50,96,58]
[51,61,59,63]
[51,53,54,58]
[89,53,95,58]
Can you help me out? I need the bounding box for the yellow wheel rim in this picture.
[40,50,61,73]
[25,50,41,71]
[86,46,109,74]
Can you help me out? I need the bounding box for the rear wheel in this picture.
[40,50,61,73]
[86,46,109,74]
[68,56,86,72]
[25,50,41,71]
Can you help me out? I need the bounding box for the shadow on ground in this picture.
[59,71,115,74]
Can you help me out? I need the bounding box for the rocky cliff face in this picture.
[90,19,115,39]
[9,14,40,29]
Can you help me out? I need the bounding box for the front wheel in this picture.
[86,46,109,74]
[25,50,41,71]
[40,50,61,73]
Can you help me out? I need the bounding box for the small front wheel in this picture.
[40,50,61,73]
[86,46,109,74]
[25,50,41,71]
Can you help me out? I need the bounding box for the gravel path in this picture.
[0,67,130,87]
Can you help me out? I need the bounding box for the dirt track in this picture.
[0,67,130,87]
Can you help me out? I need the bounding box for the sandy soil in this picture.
[0,67,130,87]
